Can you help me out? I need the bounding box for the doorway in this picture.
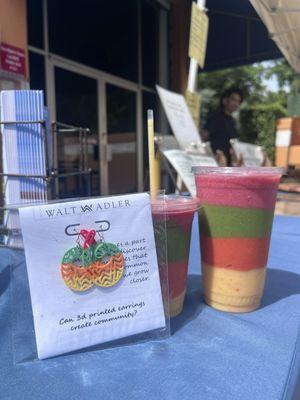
[106,83,137,194]
[50,59,141,197]
[54,66,99,197]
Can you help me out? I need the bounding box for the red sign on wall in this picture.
[0,42,26,78]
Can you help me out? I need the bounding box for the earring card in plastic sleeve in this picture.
[11,192,169,361]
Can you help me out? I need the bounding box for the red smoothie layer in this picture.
[167,259,189,298]
[200,236,270,271]
[195,173,280,209]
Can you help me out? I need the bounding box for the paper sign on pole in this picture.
[231,140,264,167]
[156,85,201,150]
[158,135,217,197]
[188,2,209,69]
[276,129,292,147]
[162,149,217,197]
[185,90,201,128]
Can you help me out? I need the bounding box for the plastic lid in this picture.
[151,194,200,213]
[192,166,285,176]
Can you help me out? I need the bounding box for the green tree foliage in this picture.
[264,59,294,90]
[240,103,287,161]
[198,59,293,161]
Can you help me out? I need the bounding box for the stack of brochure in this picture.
[0,90,48,247]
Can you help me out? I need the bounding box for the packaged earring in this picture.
[61,229,125,291]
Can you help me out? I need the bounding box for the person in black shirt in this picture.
[203,88,243,166]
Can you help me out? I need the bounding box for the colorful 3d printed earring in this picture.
[61,229,124,292]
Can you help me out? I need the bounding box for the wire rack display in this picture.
[0,119,93,248]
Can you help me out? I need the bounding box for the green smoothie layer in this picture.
[199,204,274,238]
[153,219,192,263]
[166,222,192,262]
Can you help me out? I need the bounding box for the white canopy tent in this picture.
[250,0,300,73]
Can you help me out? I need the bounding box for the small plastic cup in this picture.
[192,167,284,313]
[151,194,199,317]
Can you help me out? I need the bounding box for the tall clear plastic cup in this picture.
[193,167,284,313]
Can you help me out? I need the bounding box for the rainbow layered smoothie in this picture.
[193,167,283,313]
[152,195,199,317]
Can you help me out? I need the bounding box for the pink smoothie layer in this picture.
[151,196,199,232]
[195,173,280,209]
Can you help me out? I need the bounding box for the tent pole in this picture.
[177,0,206,192]
[187,0,206,93]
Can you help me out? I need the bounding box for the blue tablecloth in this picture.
[0,215,300,400]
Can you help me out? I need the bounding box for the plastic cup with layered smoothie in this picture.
[192,167,283,313]
[151,195,199,317]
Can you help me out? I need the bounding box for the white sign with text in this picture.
[19,193,165,359]
[156,85,201,149]
[163,149,217,197]
[231,140,264,166]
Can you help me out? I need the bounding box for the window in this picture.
[48,0,138,82]
[106,84,137,194]
[29,52,46,98]
[107,84,136,134]
[55,67,98,133]
[27,0,44,49]
[142,1,159,87]
[54,67,99,197]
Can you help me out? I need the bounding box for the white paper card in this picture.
[276,129,292,147]
[162,148,217,197]
[19,193,166,359]
[156,85,201,149]
[231,140,264,167]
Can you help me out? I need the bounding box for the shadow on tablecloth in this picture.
[0,249,24,297]
[261,268,300,309]
[171,268,300,333]
[0,265,10,296]
[171,274,204,334]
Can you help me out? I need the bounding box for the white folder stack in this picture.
[0,90,48,248]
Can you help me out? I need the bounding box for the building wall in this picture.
[0,0,28,79]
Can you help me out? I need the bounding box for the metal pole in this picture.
[87,169,92,196]
[79,128,83,195]
[0,173,48,179]
[0,120,45,125]
[41,122,51,200]
[53,122,59,198]
[83,129,89,195]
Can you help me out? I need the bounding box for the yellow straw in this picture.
[147,110,156,199]
[153,140,161,191]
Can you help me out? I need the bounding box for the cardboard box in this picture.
[275,146,289,167]
[276,118,300,145]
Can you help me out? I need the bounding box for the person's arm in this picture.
[215,149,228,166]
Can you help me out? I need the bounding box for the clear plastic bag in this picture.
[10,191,170,362]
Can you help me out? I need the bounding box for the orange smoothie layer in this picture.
[201,236,270,271]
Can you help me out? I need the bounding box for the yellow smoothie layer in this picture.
[167,291,186,317]
[202,263,266,313]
